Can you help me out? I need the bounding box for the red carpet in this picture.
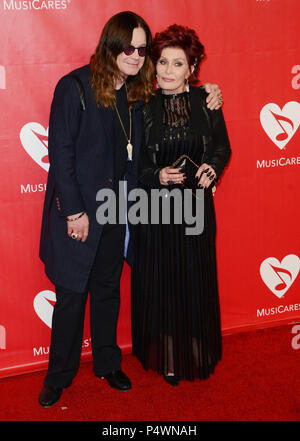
[0,324,299,422]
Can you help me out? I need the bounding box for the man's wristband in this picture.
[66,211,85,222]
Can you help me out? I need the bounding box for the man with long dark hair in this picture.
[38,11,222,407]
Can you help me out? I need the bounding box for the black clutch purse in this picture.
[171,154,215,197]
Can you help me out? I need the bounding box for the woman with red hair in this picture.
[131,25,231,386]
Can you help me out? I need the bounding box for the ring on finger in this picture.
[71,232,79,240]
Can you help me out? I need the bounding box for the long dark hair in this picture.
[90,11,155,108]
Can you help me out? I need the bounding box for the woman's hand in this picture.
[159,167,185,186]
[195,163,216,189]
[203,83,223,110]
[67,212,89,242]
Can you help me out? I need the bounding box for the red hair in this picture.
[150,24,205,85]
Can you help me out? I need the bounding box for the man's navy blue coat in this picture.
[39,65,143,293]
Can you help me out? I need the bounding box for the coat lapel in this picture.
[189,86,211,136]
[132,100,144,160]
[148,89,164,145]
[97,104,115,150]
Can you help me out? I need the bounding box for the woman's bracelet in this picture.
[66,211,85,222]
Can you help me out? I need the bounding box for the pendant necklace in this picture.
[114,83,133,161]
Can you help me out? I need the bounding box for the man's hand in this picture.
[203,83,223,110]
[67,212,89,242]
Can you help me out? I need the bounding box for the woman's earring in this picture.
[185,78,189,92]
[156,74,160,89]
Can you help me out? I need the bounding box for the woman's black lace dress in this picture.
[131,92,222,381]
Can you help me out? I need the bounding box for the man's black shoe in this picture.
[39,386,63,408]
[163,374,181,386]
[101,370,131,391]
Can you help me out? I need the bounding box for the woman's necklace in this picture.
[114,84,133,161]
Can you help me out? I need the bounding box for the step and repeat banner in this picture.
[0,0,299,378]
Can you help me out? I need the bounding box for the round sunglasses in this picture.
[123,45,147,57]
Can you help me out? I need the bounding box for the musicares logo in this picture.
[2,0,70,11]
[33,290,56,328]
[260,254,299,298]
[260,102,300,149]
[20,122,49,172]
